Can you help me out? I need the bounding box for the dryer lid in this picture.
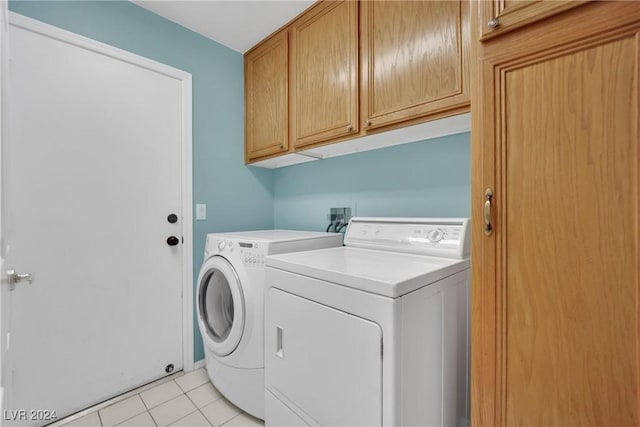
[266,218,471,298]
[266,246,469,298]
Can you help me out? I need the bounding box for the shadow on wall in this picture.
[272,132,471,231]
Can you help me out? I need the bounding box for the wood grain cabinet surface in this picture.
[244,31,289,162]
[471,2,640,426]
[244,0,472,164]
[479,0,587,40]
[290,0,359,149]
[360,0,470,130]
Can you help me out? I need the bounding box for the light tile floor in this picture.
[50,369,264,427]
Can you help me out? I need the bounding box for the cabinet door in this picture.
[361,1,470,130]
[290,1,358,148]
[479,0,587,39]
[471,2,640,426]
[244,31,288,162]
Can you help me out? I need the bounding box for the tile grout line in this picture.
[181,386,216,427]
[183,388,213,427]
[165,408,204,427]
[49,372,185,427]
[220,412,244,427]
[148,394,187,427]
[111,391,155,427]
[47,369,257,427]
[196,408,213,427]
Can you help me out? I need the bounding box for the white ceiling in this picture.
[131,0,315,53]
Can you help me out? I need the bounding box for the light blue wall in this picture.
[8,0,275,362]
[9,0,472,366]
[272,132,470,231]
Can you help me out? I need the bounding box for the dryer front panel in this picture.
[265,287,382,426]
[197,256,245,356]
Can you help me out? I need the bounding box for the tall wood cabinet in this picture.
[244,31,289,162]
[360,0,469,130]
[471,2,640,426]
[290,0,358,148]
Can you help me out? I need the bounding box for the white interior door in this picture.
[3,14,190,424]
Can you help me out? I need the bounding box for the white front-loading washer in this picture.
[196,230,343,419]
[264,218,471,426]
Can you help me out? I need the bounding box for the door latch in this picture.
[6,268,32,291]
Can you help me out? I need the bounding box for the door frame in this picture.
[4,12,195,373]
[0,0,7,416]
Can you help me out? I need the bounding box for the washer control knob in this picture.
[217,240,226,251]
[427,229,444,243]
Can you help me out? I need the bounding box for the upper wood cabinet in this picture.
[471,2,640,426]
[290,1,359,149]
[360,0,470,130]
[479,0,587,40]
[244,30,289,162]
[244,0,471,165]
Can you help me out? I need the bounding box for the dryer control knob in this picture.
[217,240,226,251]
[427,229,444,243]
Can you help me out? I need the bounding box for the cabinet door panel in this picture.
[504,37,638,426]
[479,0,587,40]
[471,3,640,426]
[245,32,288,161]
[361,0,469,130]
[291,1,358,148]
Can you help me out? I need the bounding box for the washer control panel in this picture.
[344,217,470,258]
[241,251,265,266]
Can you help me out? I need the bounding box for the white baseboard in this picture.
[192,359,206,371]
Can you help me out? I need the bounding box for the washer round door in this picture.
[196,256,245,356]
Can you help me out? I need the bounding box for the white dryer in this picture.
[264,218,471,426]
[196,230,343,419]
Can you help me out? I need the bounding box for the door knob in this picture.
[167,236,180,246]
[167,213,178,224]
[6,268,32,291]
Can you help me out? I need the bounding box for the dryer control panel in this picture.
[344,217,470,259]
[204,236,269,266]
